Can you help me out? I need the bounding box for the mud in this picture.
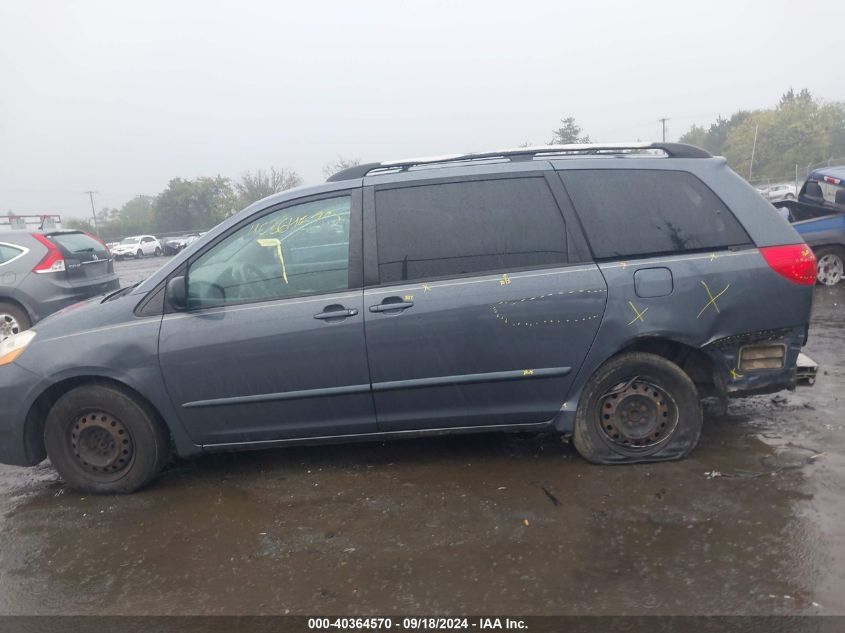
[0,259,842,615]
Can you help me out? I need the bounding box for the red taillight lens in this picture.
[760,244,817,286]
[32,233,66,274]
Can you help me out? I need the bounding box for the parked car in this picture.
[773,166,845,285]
[0,230,119,343]
[162,234,199,256]
[759,183,796,202]
[0,142,818,493]
[111,235,162,259]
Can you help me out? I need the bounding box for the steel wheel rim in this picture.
[69,411,134,476]
[0,313,21,342]
[817,254,844,286]
[597,378,679,449]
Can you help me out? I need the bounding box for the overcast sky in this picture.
[1,0,842,220]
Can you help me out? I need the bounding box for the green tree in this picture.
[235,167,302,209]
[65,218,96,234]
[550,117,591,144]
[153,176,236,233]
[680,90,845,180]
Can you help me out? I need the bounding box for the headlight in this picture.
[0,330,36,366]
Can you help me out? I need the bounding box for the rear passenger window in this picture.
[0,244,23,265]
[559,170,751,259]
[375,178,568,284]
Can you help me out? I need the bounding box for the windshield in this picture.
[121,237,141,244]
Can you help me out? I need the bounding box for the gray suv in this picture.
[0,143,818,493]
[0,230,119,342]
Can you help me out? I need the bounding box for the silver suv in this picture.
[0,230,119,341]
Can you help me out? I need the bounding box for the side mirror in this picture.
[166,275,187,310]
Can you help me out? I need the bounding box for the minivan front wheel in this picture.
[44,384,169,493]
[573,352,702,464]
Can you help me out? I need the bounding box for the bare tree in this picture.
[322,156,361,179]
[236,167,303,208]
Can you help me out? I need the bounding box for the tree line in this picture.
[68,90,845,239]
[67,158,360,240]
[678,89,845,182]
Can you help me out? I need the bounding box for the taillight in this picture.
[760,244,816,285]
[32,233,66,274]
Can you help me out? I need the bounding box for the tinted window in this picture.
[187,196,351,308]
[49,232,107,254]
[559,170,750,259]
[0,244,24,264]
[375,178,567,284]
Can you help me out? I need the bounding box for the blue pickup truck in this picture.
[774,166,845,286]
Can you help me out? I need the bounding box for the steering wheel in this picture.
[233,262,274,298]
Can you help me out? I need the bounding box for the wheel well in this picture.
[23,376,171,465]
[813,244,845,256]
[0,296,33,322]
[613,338,718,397]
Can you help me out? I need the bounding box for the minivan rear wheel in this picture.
[573,352,702,464]
[44,384,170,493]
[0,302,31,343]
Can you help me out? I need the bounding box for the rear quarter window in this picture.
[559,169,751,259]
[0,243,24,264]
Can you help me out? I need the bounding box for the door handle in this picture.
[313,305,359,320]
[369,298,415,313]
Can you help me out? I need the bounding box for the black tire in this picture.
[814,246,844,286]
[573,352,702,464]
[154,247,162,257]
[44,384,169,493]
[136,249,144,258]
[0,301,32,342]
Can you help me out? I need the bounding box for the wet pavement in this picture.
[0,258,843,615]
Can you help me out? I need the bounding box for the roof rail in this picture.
[326,142,711,182]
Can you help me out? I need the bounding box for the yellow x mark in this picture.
[697,281,730,319]
[627,301,649,325]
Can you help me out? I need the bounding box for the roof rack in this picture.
[326,142,711,182]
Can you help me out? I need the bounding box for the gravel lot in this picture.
[0,256,842,615]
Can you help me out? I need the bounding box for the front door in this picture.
[158,190,377,446]
[363,173,607,432]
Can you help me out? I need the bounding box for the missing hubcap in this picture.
[70,412,133,475]
[598,378,678,449]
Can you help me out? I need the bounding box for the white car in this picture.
[761,183,797,202]
[111,235,162,259]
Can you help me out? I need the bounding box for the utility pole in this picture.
[748,124,759,180]
[658,117,669,142]
[84,190,99,237]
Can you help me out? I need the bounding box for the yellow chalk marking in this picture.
[627,301,649,325]
[523,369,535,376]
[730,368,743,380]
[422,283,432,292]
[697,281,730,319]
[500,274,512,286]
[256,238,288,283]
[620,262,629,270]
[709,252,718,262]
[404,295,414,301]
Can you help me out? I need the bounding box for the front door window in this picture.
[187,196,351,308]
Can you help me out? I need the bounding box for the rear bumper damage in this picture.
[703,326,816,397]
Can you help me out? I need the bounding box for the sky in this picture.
[1,0,842,220]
